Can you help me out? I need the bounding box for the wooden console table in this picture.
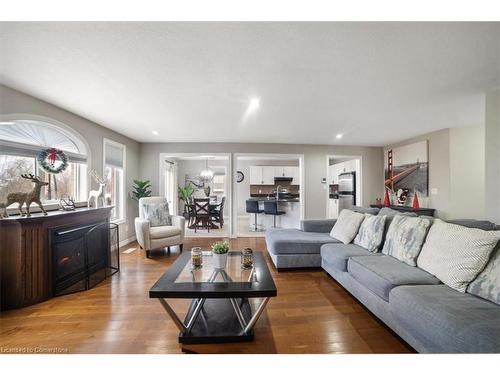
[0,207,115,311]
[370,205,435,217]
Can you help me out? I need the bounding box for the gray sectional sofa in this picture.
[265,207,500,353]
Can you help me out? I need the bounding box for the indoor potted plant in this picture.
[211,240,230,269]
[178,183,194,219]
[131,179,152,201]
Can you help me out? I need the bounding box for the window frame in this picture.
[103,138,126,225]
[0,114,91,215]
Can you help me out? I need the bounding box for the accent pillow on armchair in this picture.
[143,202,172,227]
[330,209,365,244]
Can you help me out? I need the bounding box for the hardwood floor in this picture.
[0,237,413,354]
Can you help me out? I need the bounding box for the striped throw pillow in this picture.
[417,219,500,292]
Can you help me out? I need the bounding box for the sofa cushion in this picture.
[467,245,500,305]
[351,206,380,215]
[300,219,336,233]
[330,209,365,244]
[347,255,441,301]
[266,228,340,255]
[417,219,500,292]
[149,225,181,239]
[447,219,498,231]
[390,285,500,353]
[381,215,432,266]
[321,243,377,272]
[354,214,386,252]
[378,207,418,218]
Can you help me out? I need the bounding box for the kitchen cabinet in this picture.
[328,198,339,219]
[262,166,275,185]
[249,166,263,184]
[250,166,275,185]
[329,160,358,184]
[250,165,300,185]
[329,164,342,184]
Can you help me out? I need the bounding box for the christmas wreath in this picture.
[37,148,69,174]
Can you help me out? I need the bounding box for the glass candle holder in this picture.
[241,248,253,269]
[191,247,203,268]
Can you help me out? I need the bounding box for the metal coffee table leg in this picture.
[159,297,206,333]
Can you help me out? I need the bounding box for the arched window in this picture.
[0,118,89,209]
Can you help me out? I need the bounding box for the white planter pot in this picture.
[212,253,228,269]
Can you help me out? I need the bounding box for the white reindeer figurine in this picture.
[88,169,107,208]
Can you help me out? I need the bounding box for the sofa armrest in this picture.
[301,219,337,233]
[171,215,186,240]
[134,217,151,250]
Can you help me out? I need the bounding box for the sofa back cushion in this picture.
[378,207,418,218]
[417,219,500,293]
[351,206,380,215]
[354,214,387,252]
[447,219,498,231]
[330,209,365,244]
[467,245,500,305]
[382,215,432,266]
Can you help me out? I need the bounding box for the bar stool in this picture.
[246,200,264,232]
[264,201,286,228]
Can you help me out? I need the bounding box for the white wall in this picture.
[385,125,487,220]
[485,90,500,223]
[449,125,485,219]
[0,84,141,243]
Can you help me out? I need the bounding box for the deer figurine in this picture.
[88,169,107,208]
[0,174,49,217]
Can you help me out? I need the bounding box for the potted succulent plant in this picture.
[211,240,230,269]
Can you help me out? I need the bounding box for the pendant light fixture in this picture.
[200,157,214,182]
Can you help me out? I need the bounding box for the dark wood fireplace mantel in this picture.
[0,207,114,311]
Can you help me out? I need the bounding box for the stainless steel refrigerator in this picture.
[338,172,356,212]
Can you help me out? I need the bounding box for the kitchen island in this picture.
[247,196,301,230]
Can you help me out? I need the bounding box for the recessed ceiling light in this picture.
[248,97,260,112]
[336,133,343,139]
[152,130,159,135]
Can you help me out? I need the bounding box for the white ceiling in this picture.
[0,22,498,146]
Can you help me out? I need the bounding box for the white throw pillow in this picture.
[417,219,500,292]
[354,214,387,252]
[330,209,366,244]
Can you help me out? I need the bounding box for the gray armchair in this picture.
[134,197,185,258]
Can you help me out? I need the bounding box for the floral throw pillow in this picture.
[354,214,387,252]
[143,203,172,227]
[382,215,432,266]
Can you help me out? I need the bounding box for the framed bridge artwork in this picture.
[385,140,429,197]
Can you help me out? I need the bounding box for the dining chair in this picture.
[210,196,226,228]
[194,198,211,232]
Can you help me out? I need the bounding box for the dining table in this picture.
[185,200,222,229]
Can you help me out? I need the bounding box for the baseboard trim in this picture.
[119,235,136,247]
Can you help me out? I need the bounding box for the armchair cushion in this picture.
[150,226,182,239]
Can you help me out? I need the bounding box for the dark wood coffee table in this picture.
[149,251,277,344]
